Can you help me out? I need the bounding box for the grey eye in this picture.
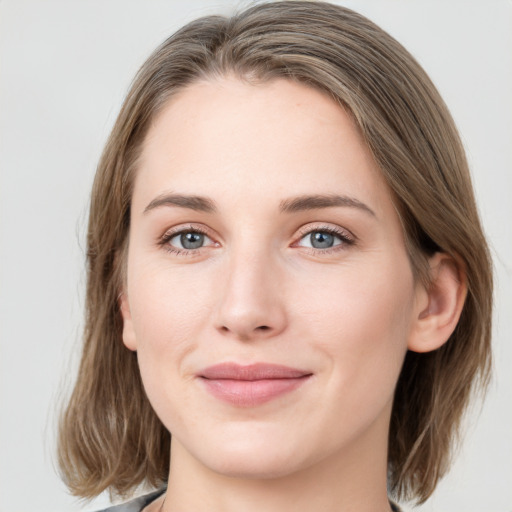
[309,231,335,249]
[297,229,345,250]
[179,232,205,249]
[167,231,211,250]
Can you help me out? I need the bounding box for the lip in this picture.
[197,362,312,407]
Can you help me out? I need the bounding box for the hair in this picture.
[58,0,493,505]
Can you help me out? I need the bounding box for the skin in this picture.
[120,77,465,512]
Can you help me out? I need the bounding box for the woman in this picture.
[57,2,493,511]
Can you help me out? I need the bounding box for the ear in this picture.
[408,252,467,353]
[119,291,138,351]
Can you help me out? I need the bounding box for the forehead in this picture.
[134,77,392,217]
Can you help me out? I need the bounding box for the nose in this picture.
[213,245,287,342]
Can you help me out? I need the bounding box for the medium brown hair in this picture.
[58,1,492,504]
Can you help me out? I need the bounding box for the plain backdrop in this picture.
[0,1,511,511]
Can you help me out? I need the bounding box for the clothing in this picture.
[97,488,165,512]
[97,488,402,512]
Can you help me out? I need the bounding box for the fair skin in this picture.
[120,77,465,512]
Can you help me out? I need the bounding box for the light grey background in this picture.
[0,1,510,511]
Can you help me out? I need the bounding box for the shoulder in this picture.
[96,488,166,512]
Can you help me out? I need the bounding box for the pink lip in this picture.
[198,363,312,407]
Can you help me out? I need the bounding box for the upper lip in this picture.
[199,362,312,380]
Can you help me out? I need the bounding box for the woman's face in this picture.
[121,77,424,478]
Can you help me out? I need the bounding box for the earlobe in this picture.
[408,253,467,353]
[119,291,138,351]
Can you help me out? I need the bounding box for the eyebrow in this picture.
[279,194,376,217]
[143,192,375,217]
[144,193,217,214]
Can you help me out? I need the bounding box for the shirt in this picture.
[98,488,403,511]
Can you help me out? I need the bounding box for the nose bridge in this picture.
[214,235,287,340]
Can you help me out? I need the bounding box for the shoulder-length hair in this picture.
[58,1,492,504]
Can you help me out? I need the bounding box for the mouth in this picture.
[197,362,313,407]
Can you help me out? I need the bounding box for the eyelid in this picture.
[295,223,355,241]
[158,223,219,254]
[293,223,356,252]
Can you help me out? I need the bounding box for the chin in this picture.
[206,449,304,480]
[188,424,323,481]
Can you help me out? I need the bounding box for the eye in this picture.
[171,231,208,250]
[159,226,217,255]
[296,226,354,251]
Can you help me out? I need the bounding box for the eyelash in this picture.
[158,224,356,256]
[158,224,213,257]
[295,225,355,254]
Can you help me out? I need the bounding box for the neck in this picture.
[163,411,393,512]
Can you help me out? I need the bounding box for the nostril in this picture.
[257,325,270,331]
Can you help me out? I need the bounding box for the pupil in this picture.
[311,231,333,249]
[181,232,204,249]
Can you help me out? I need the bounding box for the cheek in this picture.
[300,257,414,398]
[125,255,221,401]
[301,256,413,329]
[127,265,208,428]
[128,256,211,349]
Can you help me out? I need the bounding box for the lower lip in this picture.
[199,376,311,407]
